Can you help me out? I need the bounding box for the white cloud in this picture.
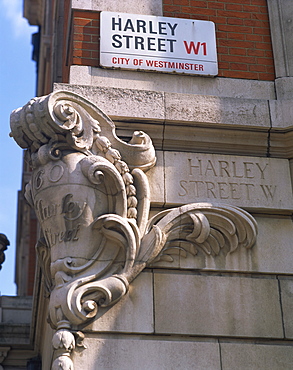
[0,0,36,39]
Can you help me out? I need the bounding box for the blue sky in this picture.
[0,0,38,295]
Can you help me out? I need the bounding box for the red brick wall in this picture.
[68,1,275,81]
[163,0,275,80]
[71,10,100,67]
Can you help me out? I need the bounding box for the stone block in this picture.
[154,272,283,338]
[72,336,221,370]
[88,67,275,99]
[0,296,32,324]
[72,0,163,15]
[54,83,165,122]
[83,272,153,333]
[275,77,293,99]
[270,99,293,129]
[150,216,293,275]
[162,125,269,156]
[165,93,271,128]
[279,277,293,339]
[69,65,92,85]
[161,151,293,211]
[146,150,165,206]
[220,342,293,370]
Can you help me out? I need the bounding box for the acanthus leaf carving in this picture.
[10,90,258,369]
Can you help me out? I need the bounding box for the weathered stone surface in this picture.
[83,272,154,333]
[220,342,293,370]
[279,277,293,339]
[151,216,293,275]
[54,83,165,121]
[69,65,275,100]
[270,99,293,129]
[154,272,283,338]
[72,336,221,370]
[165,92,271,128]
[146,150,164,206]
[162,124,269,156]
[0,296,32,324]
[150,151,293,211]
[275,77,293,99]
[72,0,163,15]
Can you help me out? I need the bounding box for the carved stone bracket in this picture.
[0,234,10,271]
[10,91,257,369]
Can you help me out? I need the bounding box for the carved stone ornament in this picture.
[0,234,9,270]
[10,91,257,369]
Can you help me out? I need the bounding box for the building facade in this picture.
[1,0,293,369]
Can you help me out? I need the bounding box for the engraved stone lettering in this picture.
[44,224,81,247]
[62,194,86,221]
[260,184,277,200]
[49,164,64,182]
[35,199,58,222]
[34,170,44,189]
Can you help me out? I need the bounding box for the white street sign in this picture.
[100,12,218,76]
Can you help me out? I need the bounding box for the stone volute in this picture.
[10,90,257,369]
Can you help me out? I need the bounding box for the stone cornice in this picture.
[54,83,293,159]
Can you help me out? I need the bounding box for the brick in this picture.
[217,0,247,3]
[224,70,259,79]
[73,49,91,58]
[255,42,272,50]
[247,49,265,57]
[258,72,275,81]
[265,50,274,58]
[73,58,99,67]
[83,26,100,35]
[218,24,252,33]
[181,6,193,14]
[209,16,227,24]
[163,5,180,12]
[74,18,92,26]
[216,31,228,39]
[92,51,99,59]
[190,0,208,7]
[227,18,244,26]
[229,47,247,56]
[245,34,263,42]
[208,1,224,10]
[243,5,260,13]
[74,10,100,19]
[229,32,246,41]
[217,46,229,54]
[230,62,248,71]
[249,64,267,72]
[217,10,251,19]
[220,39,255,49]
[253,27,271,35]
[253,12,270,21]
[244,19,269,27]
[218,61,229,69]
[73,25,84,34]
[266,65,275,74]
[262,35,272,43]
[173,0,189,5]
[225,3,243,11]
[257,57,275,65]
[74,34,91,42]
[189,8,217,16]
[91,35,99,43]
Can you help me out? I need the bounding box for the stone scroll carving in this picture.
[10,91,257,369]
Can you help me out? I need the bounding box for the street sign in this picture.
[100,11,218,76]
